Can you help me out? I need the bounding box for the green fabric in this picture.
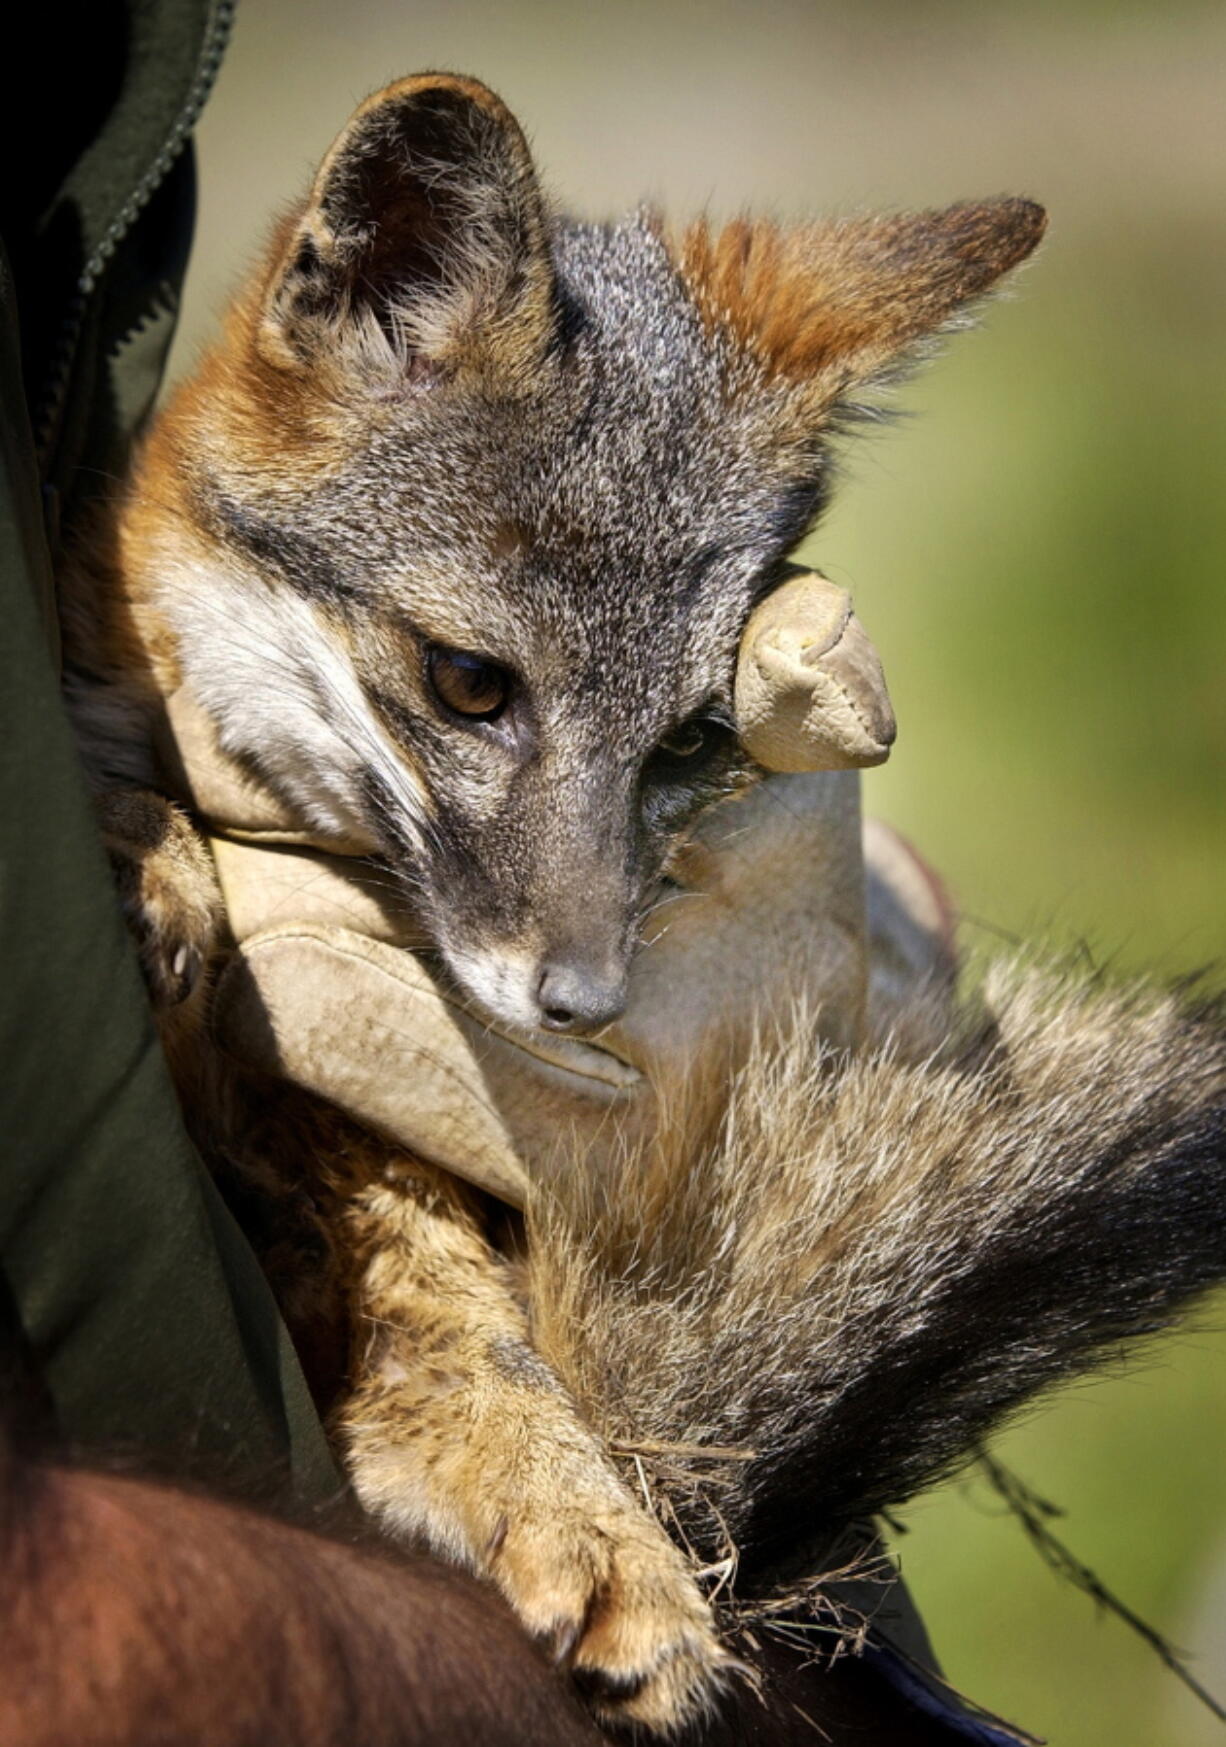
[0,2,341,1505]
[34,0,233,562]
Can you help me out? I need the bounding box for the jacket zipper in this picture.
[35,0,237,465]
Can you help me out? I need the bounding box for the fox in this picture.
[55,71,1074,1733]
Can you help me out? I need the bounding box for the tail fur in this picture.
[528,956,1226,1590]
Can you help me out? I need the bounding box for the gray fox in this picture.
[65,71,1044,1040]
[51,69,1138,1735]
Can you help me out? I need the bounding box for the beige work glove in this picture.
[205,783,952,1206]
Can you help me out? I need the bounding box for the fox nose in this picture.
[537,963,627,1033]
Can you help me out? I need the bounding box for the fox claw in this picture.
[97,791,223,1015]
[485,1502,727,1734]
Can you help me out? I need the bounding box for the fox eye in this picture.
[659,721,707,758]
[647,716,733,779]
[426,645,510,721]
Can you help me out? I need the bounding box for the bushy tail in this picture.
[528,956,1226,1588]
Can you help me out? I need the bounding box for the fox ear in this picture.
[676,199,1046,423]
[258,74,554,384]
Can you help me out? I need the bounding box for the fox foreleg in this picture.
[338,1157,727,1734]
[94,788,225,1052]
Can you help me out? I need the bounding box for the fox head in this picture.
[141,73,1044,1035]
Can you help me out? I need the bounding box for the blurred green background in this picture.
[170,3,1226,1740]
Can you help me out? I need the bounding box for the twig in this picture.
[610,1436,758,1462]
[979,1451,1226,1726]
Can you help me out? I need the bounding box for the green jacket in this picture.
[0,0,338,1503]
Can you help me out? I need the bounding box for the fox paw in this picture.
[486,1498,729,1734]
[97,790,224,1011]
